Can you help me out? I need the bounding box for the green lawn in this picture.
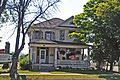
[0,75,103,80]
[0,69,120,80]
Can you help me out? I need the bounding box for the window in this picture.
[41,51,45,59]
[45,32,51,40]
[34,31,40,39]
[60,30,65,40]
[45,31,55,40]
[33,31,43,39]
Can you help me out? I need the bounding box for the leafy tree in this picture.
[6,0,60,79]
[73,0,120,71]
[19,54,30,70]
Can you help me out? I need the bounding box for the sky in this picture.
[0,0,89,54]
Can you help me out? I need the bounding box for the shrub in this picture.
[19,54,30,70]
[2,63,9,69]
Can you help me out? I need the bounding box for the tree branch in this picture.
[0,0,8,16]
[25,0,60,34]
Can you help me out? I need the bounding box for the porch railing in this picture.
[57,60,90,68]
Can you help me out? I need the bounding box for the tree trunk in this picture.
[105,62,109,71]
[9,10,22,79]
[98,62,101,70]
[82,49,84,60]
[10,55,19,80]
[109,59,114,71]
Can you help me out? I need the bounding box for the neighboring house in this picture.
[0,42,12,63]
[28,16,91,70]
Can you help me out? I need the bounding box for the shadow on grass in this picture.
[0,69,9,74]
[53,69,120,80]
[99,74,120,80]
[53,68,118,74]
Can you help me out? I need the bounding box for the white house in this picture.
[28,16,91,70]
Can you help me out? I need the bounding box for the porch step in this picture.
[40,66,55,72]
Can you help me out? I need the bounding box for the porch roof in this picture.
[29,41,90,48]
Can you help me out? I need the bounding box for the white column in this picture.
[30,47,33,70]
[54,48,58,68]
[30,47,32,63]
[39,48,41,70]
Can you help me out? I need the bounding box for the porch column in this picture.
[29,47,33,69]
[30,47,36,69]
[54,48,58,68]
[29,47,32,63]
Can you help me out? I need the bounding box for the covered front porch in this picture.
[29,42,91,70]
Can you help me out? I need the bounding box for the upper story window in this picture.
[45,31,55,40]
[60,30,65,40]
[32,31,43,39]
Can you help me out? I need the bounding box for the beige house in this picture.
[28,16,91,70]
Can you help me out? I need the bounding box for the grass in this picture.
[0,68,120,80]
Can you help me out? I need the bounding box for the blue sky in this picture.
[0,0,89,54]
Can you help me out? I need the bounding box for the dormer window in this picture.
[60,30,65,40]
[32,31,43,39]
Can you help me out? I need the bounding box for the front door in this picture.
[40,49,46,63]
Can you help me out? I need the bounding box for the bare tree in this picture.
[0,0,8,16]
[7,0,60,79]
[0,0,8,42]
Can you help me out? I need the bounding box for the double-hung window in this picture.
[45,31,55,40]
[60,30,65,40]
[33,31,43,39]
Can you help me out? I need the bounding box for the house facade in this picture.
[28,16,91,70]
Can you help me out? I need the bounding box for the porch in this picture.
[31,60,90,70]
[57,60,90,68]
[29,42,91,70]
[30,48,91,70]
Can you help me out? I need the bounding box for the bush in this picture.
[19,54,30,70]
[2,63,9,69]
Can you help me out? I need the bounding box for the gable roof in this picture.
[34,18,64,28]
[33,16,76,28]
[58,16,76,28]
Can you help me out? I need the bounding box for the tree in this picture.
[0,0,8,28]
[19,54,30,70]
[73,0,120,71]
[0,0,8,16]
[6,0,60,79]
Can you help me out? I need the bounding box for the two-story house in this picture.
[28,16,91,70]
